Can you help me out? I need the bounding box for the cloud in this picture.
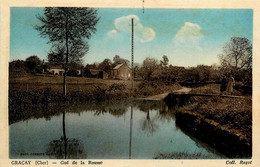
[176,22,202,37]
[173,22,203,51]
[108,15,155,43]
[107,29,121,40]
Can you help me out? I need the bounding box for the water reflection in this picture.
[46,112,87,159]
[174,119,226,158]
[9,100,169,125]
[92,101,127,117]
[136,100,172,136]
[9,100,222,159]
[129,106,133,159]
[140,110,159,136]
[156,105,175,123]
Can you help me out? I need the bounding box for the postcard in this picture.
[1,0,260,166]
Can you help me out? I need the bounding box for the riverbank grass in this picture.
[178,96,252,142]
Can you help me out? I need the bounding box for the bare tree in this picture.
[35,7,99,96]
[219,37,252,70]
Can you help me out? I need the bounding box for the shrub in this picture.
[106,83,129,100]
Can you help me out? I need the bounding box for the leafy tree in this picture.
[133,63,140,79]
[112,55,130,66]
[9,60,27,77]
[160,55,169,67]
[113,55,120,62]
[196,65,213,82]
[48,40,88,65]
[98,58,112,75]
[47,45,65,65]
[35,7,99,95]
[83,64,98,77]
[219,37,252,70]
[25,55,42,73]
[139,58,159,81]
[9,60,26,71]
[67,69,78,77]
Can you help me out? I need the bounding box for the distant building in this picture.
[47,65,65,76]
[42,62,83,76]
[111,63,131,80]
[88,69,108,79]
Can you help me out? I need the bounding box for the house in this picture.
[111,63,132,80]
[47,65,65,76]
[88,69,108,79]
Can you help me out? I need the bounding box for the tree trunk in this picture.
[63,9,69,96]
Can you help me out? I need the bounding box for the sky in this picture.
[10,8,253,67]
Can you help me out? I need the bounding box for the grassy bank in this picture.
[189,83,243,95]
[175,96,252,158]
[178,96,252,142]
[9,75,182,111]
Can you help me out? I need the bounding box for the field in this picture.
[9,74,182,110]
[9,74,140,92]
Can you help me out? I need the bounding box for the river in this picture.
[9,100,224,159]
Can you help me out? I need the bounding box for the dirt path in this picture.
[173,87,192,93]
[146,87,192,100]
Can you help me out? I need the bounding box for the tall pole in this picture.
[131,18,134,92]
[129,19,134,158]
[129,105,133,159]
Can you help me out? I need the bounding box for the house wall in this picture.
[116,64,132,80]
[48,69,65,76]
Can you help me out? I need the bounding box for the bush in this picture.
[107,83,126,91]
[106,83,129,100]
[137,81,166,96]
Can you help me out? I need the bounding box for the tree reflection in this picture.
[141,110,159,136]
[87,101,128,117]
[136,100,175,135]
[9,101,130,125]
[156,105,175,123]
[9,100,170,125]
[46,112,87,159]
[46,137,87,159]
[92,105,127,117]
[135,100,176,134]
